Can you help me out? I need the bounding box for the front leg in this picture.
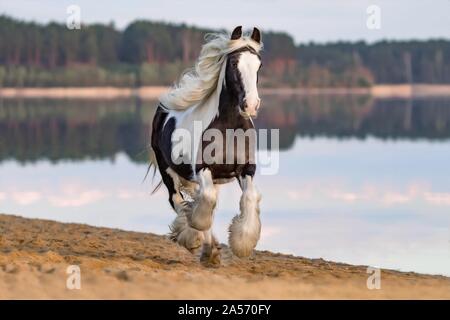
[228,175,261,257]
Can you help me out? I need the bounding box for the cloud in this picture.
[11,191,42,205]
[287,190,312,201]
[0,183,154,208]
[272,179,450,208]
[424,192,450,206]
[116,189,148,200]
[48,188,107,207]
[260,226,282,239]
[331,191,361,203]
[381,193,411,205]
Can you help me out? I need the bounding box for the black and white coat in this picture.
[150,26,263,265]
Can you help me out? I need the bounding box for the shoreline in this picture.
[1,84,450,100]
[1,213,449,299]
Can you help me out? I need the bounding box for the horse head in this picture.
[225,26,262,118]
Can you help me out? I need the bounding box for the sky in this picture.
[1,0,449,44]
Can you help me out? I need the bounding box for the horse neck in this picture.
[217,83,242,121]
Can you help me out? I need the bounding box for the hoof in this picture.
[169,219,204,253]
[200,243,221,267]
[180,228,204,253]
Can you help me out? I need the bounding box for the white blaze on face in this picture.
[238,51,261,116]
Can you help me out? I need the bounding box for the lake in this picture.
[0,95,449,276]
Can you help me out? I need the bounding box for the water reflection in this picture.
[1,96,450,164]
[0,96,449,276]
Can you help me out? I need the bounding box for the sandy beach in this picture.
[0,214,449,299]
[1,84,450,100]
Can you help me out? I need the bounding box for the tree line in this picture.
[0,15,449,87]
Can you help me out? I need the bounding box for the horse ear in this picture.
[251,27,261,43]
[231,26,242,40]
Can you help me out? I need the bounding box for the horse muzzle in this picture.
[241,98,261,118]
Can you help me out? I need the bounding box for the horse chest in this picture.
[197,115,256,179]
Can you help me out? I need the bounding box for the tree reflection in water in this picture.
[0,95,449,164]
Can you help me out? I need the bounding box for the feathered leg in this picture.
[228,175,261,258]
[200,229,221,267]
[186,168,217,231]
[165,169,204,253]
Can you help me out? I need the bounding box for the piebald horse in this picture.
[150,26,263,265]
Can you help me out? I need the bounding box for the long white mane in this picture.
[159,32,262,111]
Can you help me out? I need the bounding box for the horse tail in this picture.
[143,145,157,180]
[144,104,163,194]
[146,146,163,194]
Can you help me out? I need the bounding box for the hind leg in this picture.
[191,178,221,266]
[186,168,218,231]
[163,168,204,253]
[169,197,204,253]
[228,175,262,258]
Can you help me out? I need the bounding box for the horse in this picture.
[149,26,263,266]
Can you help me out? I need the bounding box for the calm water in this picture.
[0,95,449,276]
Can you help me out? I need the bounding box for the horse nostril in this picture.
[255,99,261,111]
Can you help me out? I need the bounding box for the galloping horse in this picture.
[150,26,263,265]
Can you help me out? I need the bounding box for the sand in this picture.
[1,84,450,99]
[0,214,449,299]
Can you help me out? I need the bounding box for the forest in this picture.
[0,15,449,87]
